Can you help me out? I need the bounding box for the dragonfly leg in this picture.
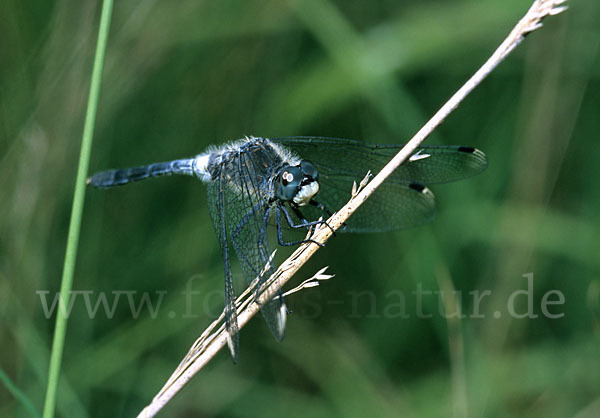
[309,199,340,233]
[276,205,325,247]
[281,204,328,229]
[309,199,332,216]
[290,206,334,237]
[283,202,335,235]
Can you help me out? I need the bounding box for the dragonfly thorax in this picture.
[275,160,319,206]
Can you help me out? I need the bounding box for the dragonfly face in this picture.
[275,160,320,206]
[88,136,487,362]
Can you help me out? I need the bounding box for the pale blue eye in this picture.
[276,166,302,201]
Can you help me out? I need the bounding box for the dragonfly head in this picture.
[275,160,319,206]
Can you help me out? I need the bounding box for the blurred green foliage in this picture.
[1,0,599,417]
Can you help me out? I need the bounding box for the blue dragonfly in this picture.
[88,136,487,361]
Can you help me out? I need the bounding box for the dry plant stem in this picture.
[137,1,567,416]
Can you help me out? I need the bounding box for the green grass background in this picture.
[1,0,599,417]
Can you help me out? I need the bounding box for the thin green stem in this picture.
[0,367,41,418]
[42,1,114,417]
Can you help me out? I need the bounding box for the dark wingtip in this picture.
[409,182,427,193]
[409,182,435,200]
[458,146,488,173]
[457,146,476,153]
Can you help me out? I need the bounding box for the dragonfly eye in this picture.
[300,160,318,181]
[276,166,302,201]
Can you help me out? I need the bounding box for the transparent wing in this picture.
[298,178,437,233]
[206,142,287,357]
[272,136,487,184]
[272,136,487,232]
[206,169,240,362]
[228,149,287,342]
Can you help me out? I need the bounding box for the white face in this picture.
[293,181,319,206]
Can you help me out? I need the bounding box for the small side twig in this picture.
[137,1,567,416]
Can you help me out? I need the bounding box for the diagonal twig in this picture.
[137,1,567,416]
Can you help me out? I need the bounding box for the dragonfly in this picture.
[88,136,487,361]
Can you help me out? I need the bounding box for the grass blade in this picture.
[42,1,114,417]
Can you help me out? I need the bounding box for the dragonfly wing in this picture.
[297,175,436,232]
[228,149,286,341]
[272,136,487,185]
[206,171,240,362]
[273,136,485,232]
[207,144,287,356]
[354,143,487,184]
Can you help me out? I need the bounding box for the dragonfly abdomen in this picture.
[87,158,196,188]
